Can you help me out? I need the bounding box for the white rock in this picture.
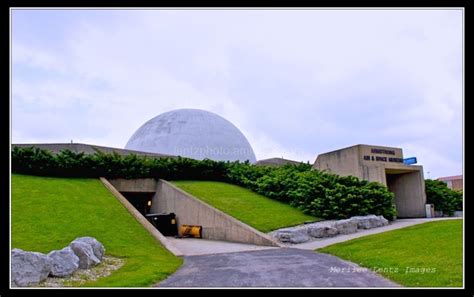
[350,215,378,229]
[334,219,358,234]
[306,223,339,238]
[69,241,100,269]
[377,215,389,227]
[273,229,310,244]
[47,246,79,277]
[350,215,389,229]
[73,237,105,260]
[11,248,52,287]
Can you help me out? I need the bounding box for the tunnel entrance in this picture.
[106,178,178,236]
[120,190,178,236]
[120,192,155,216]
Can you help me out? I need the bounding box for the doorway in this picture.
[120,191,155,216]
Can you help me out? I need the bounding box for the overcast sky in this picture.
[11,9,463,179]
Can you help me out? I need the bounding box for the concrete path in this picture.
[165,237,277,256]
[293,217,462,250]
[157,248,399,287]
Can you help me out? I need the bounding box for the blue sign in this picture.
[403,157,417,165]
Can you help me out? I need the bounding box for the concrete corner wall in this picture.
[108,178,157,192]
[386,171,427,218]
[313,145,361,178]
[152,180,281,247]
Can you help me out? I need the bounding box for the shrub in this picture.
[425,179,463,215]
[233,166,396,220]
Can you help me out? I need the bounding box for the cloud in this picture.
[11,9,463,178]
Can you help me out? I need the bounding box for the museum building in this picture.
[313,144,426,218]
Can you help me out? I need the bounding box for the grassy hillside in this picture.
[172,180,318,233]
[318,220,463,287]
[11,174,182,287]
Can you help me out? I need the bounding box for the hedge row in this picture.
[226,163,396,219]
[425,179,463,215]
[12,147,230,180]
[12,146,397,220]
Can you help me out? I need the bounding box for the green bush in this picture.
[12,146,397,220]
[227,164,396,220]
[425,179,463,215]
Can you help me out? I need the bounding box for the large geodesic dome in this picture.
[125,109,257,163]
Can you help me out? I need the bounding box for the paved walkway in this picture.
[157,248,399,287]
[292,217,462,250]
[165,237,277,256]
[157,217,461,287]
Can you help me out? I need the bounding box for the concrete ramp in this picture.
[151,180,281,247]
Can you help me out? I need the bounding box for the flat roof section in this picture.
[437,175,463,181]
[255,157,303,167]
[12,143,175,158]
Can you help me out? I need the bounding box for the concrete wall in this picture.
[108,178,157,192]
[386,171,426,218]
[151,180,281,247]
[451,179,463,191]
[313,145,361,178]
[359,145,403,166]
[361,165,386,184]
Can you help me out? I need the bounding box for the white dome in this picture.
[125,109,257,163]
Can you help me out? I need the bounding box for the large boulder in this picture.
[69,241,100,269]
[350,215,389,229]
[334,219,358,234]
[350,215,378,229]
[47,246,79,277]
[72,237,105,260]
[307,223,338,238]
[377,215,389,227]
[377,216,388,227]
[11,248,52,287]
[273,229,310,244]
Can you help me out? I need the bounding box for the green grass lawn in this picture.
[171,180,318,233]
[318,220,463,287]
[11,174,182,287]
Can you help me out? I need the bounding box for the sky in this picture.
[11,9,463,179]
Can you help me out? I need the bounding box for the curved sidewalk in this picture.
[292,217,462,250]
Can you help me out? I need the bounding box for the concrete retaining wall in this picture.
[100,177,182,256]
[108,178,157,192]
[151,180,281,247]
